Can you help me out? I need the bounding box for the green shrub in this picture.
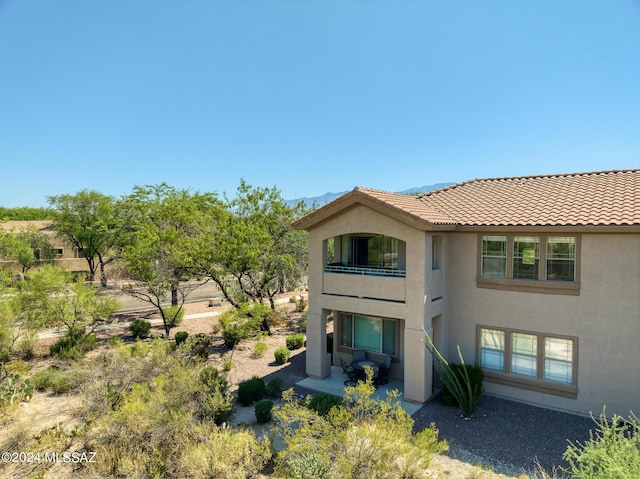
[175,331,189,345]
[295,296,307,312]
[252,341,268,358]
[221,356,233,371]
[442,363,483,407]
[326,333,333,354]
[266,377,284,398]
[30,367,81,394]
[218,305,266,349]
[274,347,290,365]
[308,392,342,417]
[237,377,266,406]
[199,366,228,393]
[255,399,274,423]
[50,330,97,360]
[129,319,151,339]
[185,333,212,360]
[286,334,305,350]
[425,332,482,418]
[562,409,640,479]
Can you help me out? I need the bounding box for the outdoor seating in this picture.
[352,349,366,362]
[377,355,392,385]
[340,358,362,386]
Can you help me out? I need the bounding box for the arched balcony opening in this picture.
[324,234,406,277]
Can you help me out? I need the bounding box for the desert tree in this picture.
[194,180,309,319]
[47,190,120,287]
[118,184,221,337]
[0,225,56,273]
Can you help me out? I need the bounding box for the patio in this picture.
[296,365,423,416]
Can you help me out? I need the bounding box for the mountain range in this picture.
[286,182,454,209]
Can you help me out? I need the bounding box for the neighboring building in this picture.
[293,169,640,416]
[0,220,88,274]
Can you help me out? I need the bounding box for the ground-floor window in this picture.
[339,313,396,355]
[478,325,577,397]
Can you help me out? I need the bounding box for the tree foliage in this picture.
[0,225,55,273]
[118,184,222,337]
[47,190,120,286]
[195,180,308,314]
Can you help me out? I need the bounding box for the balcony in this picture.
[325,264,406,277]
[323,266,406,302]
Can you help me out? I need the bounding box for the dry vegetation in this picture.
[0,298,525,479]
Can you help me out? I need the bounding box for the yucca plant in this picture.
[424,330,483,418]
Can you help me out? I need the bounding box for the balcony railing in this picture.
[325,264,406,277]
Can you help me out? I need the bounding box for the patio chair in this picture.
[377,355,392,386]
[340,358,362,386]
[352,349,366,363]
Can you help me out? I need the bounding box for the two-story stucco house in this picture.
[293,169,639,416]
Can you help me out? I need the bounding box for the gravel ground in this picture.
[412,394,595,476]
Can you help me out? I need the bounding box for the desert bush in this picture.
[221,356,233,371]
[252,341,268,358]
[255,399,274,423]
[30,367,83,394]
[273,380,448,479]
[308,392,342,417]
[237,377,266,406]
[175,331,189,345]
[295,296,307,312]
[49,329,97,360]
[176,425,271,479]
[442,363,483,407]
[84,351,238,475]
[218,308,262,349]
[266,310,287,328]
[425,331,482,418]
[183,333,213,360]
[286,334,305,350]
[562,408,640,479]
[199,366,228,394]
[266,377,284,398]
[129,319,151,339]
[274,347,290,364]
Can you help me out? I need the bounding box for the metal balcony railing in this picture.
[324,264,406,277]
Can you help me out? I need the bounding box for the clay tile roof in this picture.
[418,169,640,226]
[354,187,457,225]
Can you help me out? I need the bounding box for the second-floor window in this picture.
[481,235,576,282]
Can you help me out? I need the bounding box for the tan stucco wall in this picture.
[305,204,442,403]
[446,232,640,416]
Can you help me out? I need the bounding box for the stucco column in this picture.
[404,326,432,403]
[306,309,331,378]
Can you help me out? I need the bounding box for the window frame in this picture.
[476,324,578,398]
[477,234,580,295]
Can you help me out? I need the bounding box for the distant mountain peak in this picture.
[286,182,454,209]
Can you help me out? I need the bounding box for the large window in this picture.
[339,313,397,356]
[479,235,578,294]
[478,326,577,397]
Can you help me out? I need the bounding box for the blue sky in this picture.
[1,1,639,208]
